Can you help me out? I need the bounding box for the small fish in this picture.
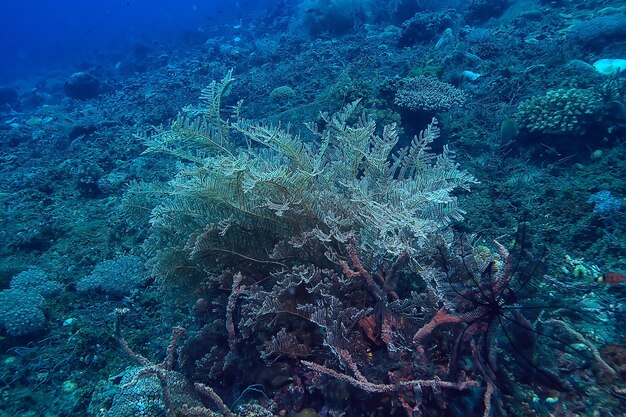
[594,272,626,284]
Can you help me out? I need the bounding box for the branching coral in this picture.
[517,88,603,134]
[112,308,239,417]
[125,72,476,287]
[394,75,467,113]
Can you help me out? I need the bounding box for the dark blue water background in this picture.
[0,0,276,84]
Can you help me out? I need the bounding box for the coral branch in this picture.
[114,310,186,417]
[413,307,463,351]
[114,308,152,367]
[339,349,366,382]
[164,327,186,369]
[194,382,236,417]
[492,240,513,294]
[482,380,495,417]
[546,319,616,375]
[302,360,478,393]
[226,272,245,352]
[340,236,384,299]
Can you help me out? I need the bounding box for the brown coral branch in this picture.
[164,327,186,369]
[482,380,495,417]
[226,272,245,352]
[114,311,193,417]
[340,236,384,299]
[546,319,616,375]
[340,236,407,303]
[412,307,463,351]
[492,240,513,295]
[114,308,152,367]
[194,382,236,417]
[302,360,478,393]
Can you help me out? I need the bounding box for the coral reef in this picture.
[1,0,625,415]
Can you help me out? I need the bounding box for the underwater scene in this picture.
[1,0,626,416]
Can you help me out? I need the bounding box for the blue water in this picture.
[0,0,275,83]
